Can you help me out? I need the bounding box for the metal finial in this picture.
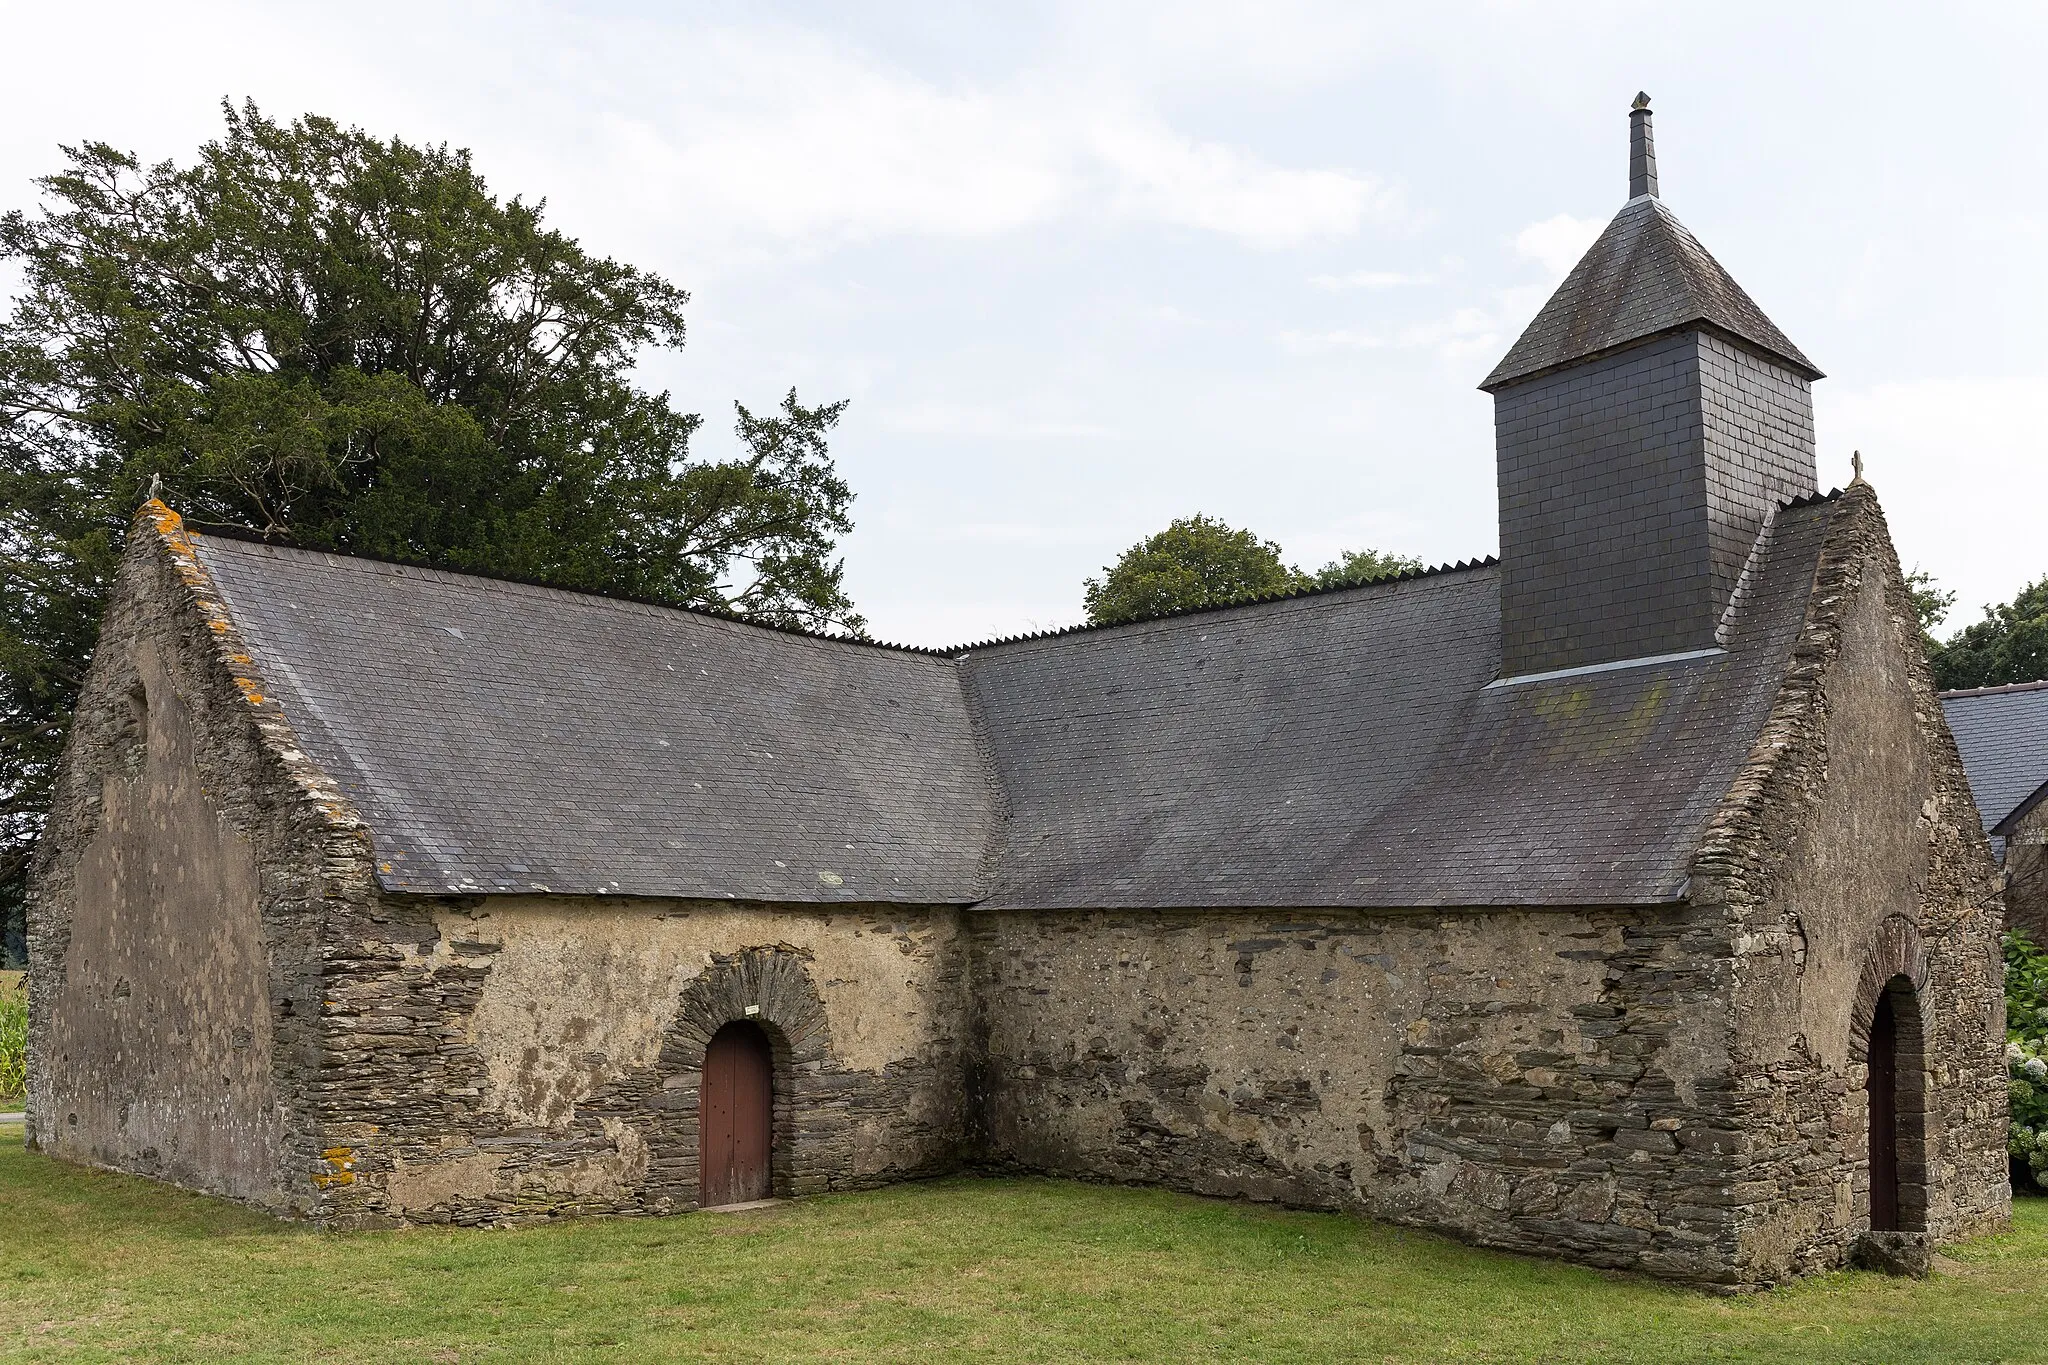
[1629,94,1659,200]
[1851,450,1864,483]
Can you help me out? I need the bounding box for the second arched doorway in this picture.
[701,1020,774,1207]
[1862,974,1928,1233]
[1868,988,1901,1230]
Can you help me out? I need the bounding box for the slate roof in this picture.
[1481,197,1821,392]
[963,495,1833,909]
[183,493,1840,910]
[194,537,996,902]
[1941,681,2048,838]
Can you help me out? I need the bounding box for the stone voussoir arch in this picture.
[669,943,833,1066]
[1848,915,1928,1065]
[652,944,847,1206]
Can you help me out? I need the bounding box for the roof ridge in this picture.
[1940,678,2048,700]
[177,516,955,658]
[944,555,1501,655]
[175,512,1505,663]
[1778,485,1846,513]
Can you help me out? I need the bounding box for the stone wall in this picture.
[966,487,2009,1290]
[28,495,2008,1289]
[1691,481,2010,1281]
[968,902,1759,1285]
[309,895,971,1227]
[2002,801,2048,943]
[26,507,376,1213]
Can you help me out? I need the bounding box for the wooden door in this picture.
[1868,994,1899,1232]
[701,1021,773,1207]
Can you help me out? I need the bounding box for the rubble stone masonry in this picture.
[966,485,2008,1289]
[25,491,2010,1288]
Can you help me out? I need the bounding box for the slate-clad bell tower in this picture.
[1483,94,1823,680]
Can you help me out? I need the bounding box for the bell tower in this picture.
[1484,95,1822,680]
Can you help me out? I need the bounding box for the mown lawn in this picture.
[0,1124,2041,1363]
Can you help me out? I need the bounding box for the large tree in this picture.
[1084,515,1303,625]
[1083,514,1416,627]
[0,102,863,961]
[1932,576,2048,691]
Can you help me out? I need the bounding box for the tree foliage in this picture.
[1083,516,1303,625]
[0,102,863,948]
[1314,547,1423,589]
[1905,566,1955,643]
[1932,576,2048,692]
[1083,514,1416,626]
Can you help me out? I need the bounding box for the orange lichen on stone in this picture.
[313,1146,358,1187]
[146,499,183,540]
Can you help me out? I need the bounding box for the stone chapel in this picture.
[26,97,2010,1289]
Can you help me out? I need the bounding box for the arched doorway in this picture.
[1862,975,1928,1233]
[1867,990,1900,1230]
[700,1021,774,1207]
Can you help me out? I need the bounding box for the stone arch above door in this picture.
[641,945,847,1209]
[669,945,832,1067]
[1848,916,1928,1066]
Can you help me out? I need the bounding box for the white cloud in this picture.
[510,26,1411,260]
[1393,307,1500,357]
[1278,306,1496,357]
[1514,213,1606,278]
[1820,376,2048,628]
[1088,116,1407,249]
[596,32,1074,250]
[1310,269,1432,289]
[879,401,1117,440]
[1277,328,1390,353]
[1052,0,1384,92]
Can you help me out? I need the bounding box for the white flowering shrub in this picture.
[2005,931,2048,1189]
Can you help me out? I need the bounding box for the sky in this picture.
[3,1,2044,647]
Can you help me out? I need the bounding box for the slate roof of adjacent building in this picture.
[1940,680,2048,839]
[1481,196,1821,392]
[185,490,1842,910]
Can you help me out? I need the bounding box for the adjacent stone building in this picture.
[27,98,2010,1289]
[1943,681,2048,941]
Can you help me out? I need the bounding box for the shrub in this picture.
[0,977,24,1102]
[2005,930,2048,1187]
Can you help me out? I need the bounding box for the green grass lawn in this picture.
[0,1124,2042,1364]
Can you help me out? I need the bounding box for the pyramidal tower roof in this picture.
[1481,94,1821,392]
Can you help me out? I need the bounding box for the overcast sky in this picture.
[5,2,2044,646]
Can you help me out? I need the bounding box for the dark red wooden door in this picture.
[1869,994,1899,1232]
[701,1021,773,1207]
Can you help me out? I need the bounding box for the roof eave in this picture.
[1478,318,1826,395]
[1993,776,2048,839]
